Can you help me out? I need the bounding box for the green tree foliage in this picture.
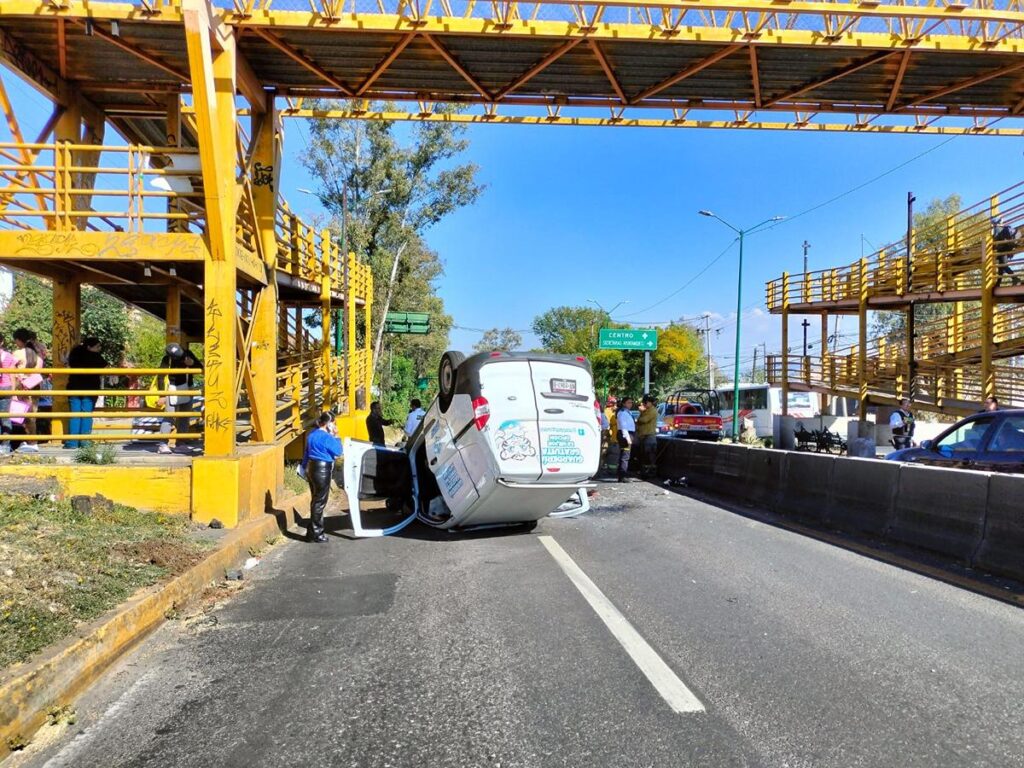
[124,313,167,368]
[380,354,419,423]
[531,305,607,356]
[0,274,130,364]
[871,194,976,343]
[473,327,523,353]
[302,105,483,386]
[531,305,705,397]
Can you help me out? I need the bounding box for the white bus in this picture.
[716,384,819,439]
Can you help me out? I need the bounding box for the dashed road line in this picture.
[538,535,705,714]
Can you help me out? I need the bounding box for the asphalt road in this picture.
[9,482,1024,768]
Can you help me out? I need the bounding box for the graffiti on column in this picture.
[52,307,76,365]
[203,298,230,431]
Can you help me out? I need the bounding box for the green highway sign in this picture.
[384,312,431,335]
[599,328,658,351]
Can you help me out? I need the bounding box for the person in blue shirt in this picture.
[616,396,637,483]
[301,411,343,542]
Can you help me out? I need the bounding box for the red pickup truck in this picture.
[659,389,723,441]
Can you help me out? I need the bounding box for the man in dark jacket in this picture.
[365,401,393,446]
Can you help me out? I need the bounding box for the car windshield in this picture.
[935,417,995,453]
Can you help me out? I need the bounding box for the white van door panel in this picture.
[528,360,601,481]
[342,438,417,537]
[479,360,543,481]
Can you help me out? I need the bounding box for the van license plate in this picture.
[550,378,576,394]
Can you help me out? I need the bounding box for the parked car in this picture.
[658,389,723,440]
[885,408,1024,471]
[343,350,602,536]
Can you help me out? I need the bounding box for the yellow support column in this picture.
[184,1,238,457]
[251,94,281,443]
[981,232,997,401]
[185,1,242,526]
[347,252,358,412]
[820,313,830,412]
[321,229,333,415]
[166,286,182,345]
[363,268,373,406]
[51,277,80,440]
[780,271,789,415]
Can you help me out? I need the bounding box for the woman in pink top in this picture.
[11,328,44,452]
[0,333,15,453]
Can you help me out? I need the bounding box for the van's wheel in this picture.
[438,350,466,412]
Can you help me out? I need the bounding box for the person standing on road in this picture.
[890,398,915,450]
[301,411,342,543]
[636,394,659,479]
[366,401,393,446]
[616,396,636,483]
[404,398,426,438]
[66,337,107,449]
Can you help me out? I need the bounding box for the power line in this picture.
[617,238,738,319]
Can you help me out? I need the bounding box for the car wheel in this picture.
[438,350,466,412]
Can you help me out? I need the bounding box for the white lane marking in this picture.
[538,535,705,714]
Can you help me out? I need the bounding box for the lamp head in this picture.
[698,210,714,217]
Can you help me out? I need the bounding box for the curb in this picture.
[0,495,308,759]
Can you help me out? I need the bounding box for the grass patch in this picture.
[0,495,207,670]
[283,462,308,496]
[73,444,118,465]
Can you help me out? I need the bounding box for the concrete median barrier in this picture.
[687,440,719,491]
[743,448,783,509]
[779,452,835,524]
[973,473,1024,582]
[826,457,898,537]
[710,444,748,498]
[655,437,692,480]
[889,464,989,562]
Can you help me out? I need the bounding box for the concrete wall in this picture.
[2,465,192,515]
[657,437,1024,583]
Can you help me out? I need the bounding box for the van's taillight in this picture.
[594,398,602,429]
[472,397,490,430]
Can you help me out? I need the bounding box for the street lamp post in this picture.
[698,210,785,440]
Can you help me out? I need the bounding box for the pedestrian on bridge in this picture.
[0,334,15,454]
[157,344,202,455]
[302,411,342,543]
[65,337,107,449]
[992,218,1021,287]
[616,396,636,483]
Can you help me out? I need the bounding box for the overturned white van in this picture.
[343,351,602,536]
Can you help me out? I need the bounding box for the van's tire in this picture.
[438,350,466,412]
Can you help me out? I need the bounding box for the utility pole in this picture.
[802,318,810,357]
[802,240,811,275]
[752,345,758,382]
[702,313,714,389]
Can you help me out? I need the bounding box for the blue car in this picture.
[885,408,1024,472]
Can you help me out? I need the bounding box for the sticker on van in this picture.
[540,426,585,465]
[496,420,537,461]
[438,463,464,496]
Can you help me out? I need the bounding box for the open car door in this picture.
[342,438,417,537]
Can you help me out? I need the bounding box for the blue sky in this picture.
[5,69,1024,373]
[286,120,1024,372]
